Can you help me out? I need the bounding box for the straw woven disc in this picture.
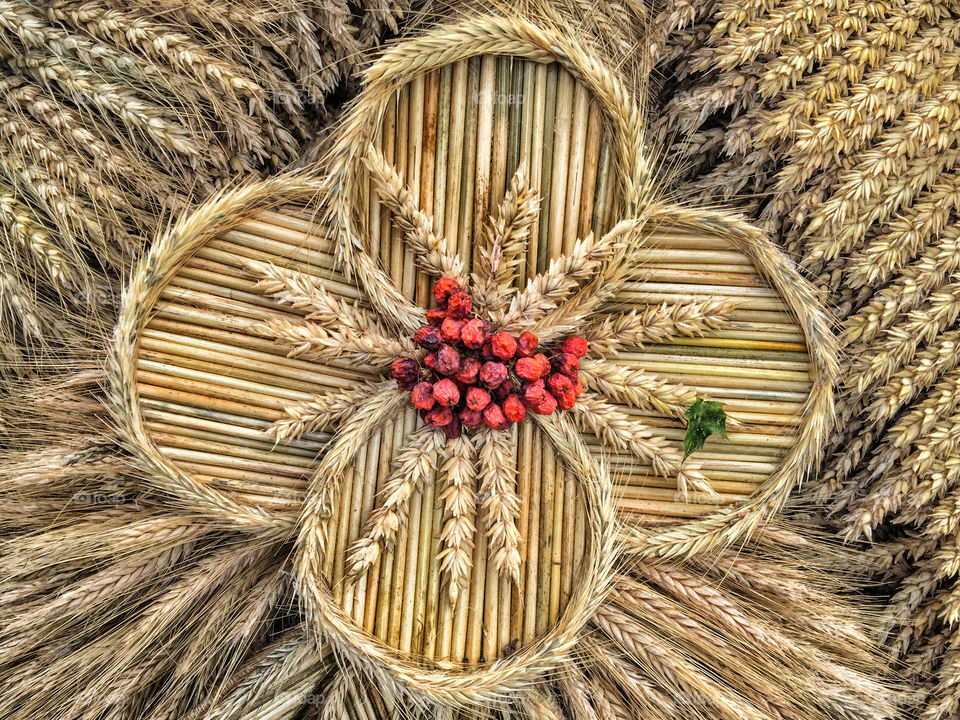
[116,19,833,693]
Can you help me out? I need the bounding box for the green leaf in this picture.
[683,397,728,459]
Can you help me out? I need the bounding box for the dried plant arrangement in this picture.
[0,2,928,720]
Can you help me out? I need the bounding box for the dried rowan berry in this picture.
[490,331,518,361]
[433,378,460,407]
[443,419,462,439]
[479,361,508,388]
[552,352,579,377]
[515,356,544,382]
[465,386,491,412]
[493,378,514,402]
[563,336,588,358]
[482,403,509,430]
[423,352,436,371]
[456,356,481,384]
[556,391,576,411]
[426,308,447,327]
[446,291,472,319]
[546,373,574,399]
[460,408,483,428]
[391,358,420,390]
[503,394,526,423]
[425,406,453,428]
[522,379,546,407]
[460,318,489,349]
[480,340,496,360]
[434,345,460,376]
[517,331,539,357]
[441,317,464,343]
[573,377,584,397]
[432,278,461,305]
[532,392,557,415]
[531,353,551,378]
[411,381,435,410]
[414,325,442,351]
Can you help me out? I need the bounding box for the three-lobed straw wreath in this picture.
[109,11,839,707]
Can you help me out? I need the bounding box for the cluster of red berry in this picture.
[391,278,588,438]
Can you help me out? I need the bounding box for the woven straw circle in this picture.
[111,13,838,705]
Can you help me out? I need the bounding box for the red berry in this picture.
[465,386,491,411]
[423,352,437,371]
[425,406,452,428]
[391,358,420,390]
[547,373,574,399]
[556,391,576,410]
[503,394,526,423]
[563,336,589,358]
[515,356,544,382]
[532,392,557,415]
[480,340,496,361]
[460,408,483,428]
[446,291,472,319]
[441,317,464,343]
[433,278,461,306]
[411,381,435,410]
[482,403,509,430]
[443,418,462,439]
[531,353,551,379]
[460,318,489,349]
[573,377,584,397]
[433,378,460,407]
[426,308,447,327]
[435,345,460,376]
[493,378,515,402]
[456,357,481,384]
[490,331,518,361]
[479,361,508,388]
[414,325,443,351]
[517,332,539,357]
[552,352,579,378]
[522,379,546,407]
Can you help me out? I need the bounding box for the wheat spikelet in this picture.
[578,359,695,419]
[476,426,522,584]
[472,166,540,311]
[437,433,477,605]
[364,142,466,283]
[572,390,681,476]
[268,382,383,443]
[345,426,442,581]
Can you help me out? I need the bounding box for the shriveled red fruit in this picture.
[441,317,464,343]
[531,353,551,379]
[460,318,489,349]
[391,358,420,390]
[532,391,558,415]
[573,376,584,397]
[443,419,462,439]
[517,331,539,357]
[522,379,546,407]
[434,345,460,376]
[426,308,447,327]
[480,341,496,361]
[552,352,579,377]
[556,391,576,410]
[479,361,508,388]
[547,373,574,399]
[432,278,461,305]
[446,291,472,319]
[503,394,526,423]
[515,356,545,382]
[563,336,589,358]
[456,356,481,384]
[460,408,483,428]
[423,352,437,371]
[425,406,453,428]
[490,331,518,361]
[414,325,442,351]
[482,403,509,430]
[493,378,514,402]
[433,378,460,407]
[465,386,491,412]
[411,381,435,411]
